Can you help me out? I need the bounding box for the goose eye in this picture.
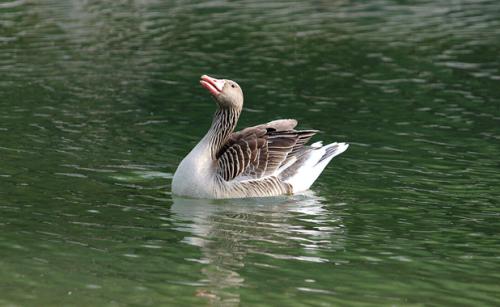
[231,84,235,88]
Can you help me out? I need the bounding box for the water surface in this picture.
[1,0,500,305]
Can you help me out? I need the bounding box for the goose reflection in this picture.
[170,192,346,305]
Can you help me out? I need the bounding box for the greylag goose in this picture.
[172,75,348,199]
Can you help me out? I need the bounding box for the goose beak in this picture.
[200,75,225,96]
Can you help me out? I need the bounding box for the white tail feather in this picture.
[284,142,348,193]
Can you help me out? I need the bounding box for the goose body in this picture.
[172,75,348,199]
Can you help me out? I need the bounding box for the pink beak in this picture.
[200,75,225,96]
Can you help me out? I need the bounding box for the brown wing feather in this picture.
[216,120,318,181]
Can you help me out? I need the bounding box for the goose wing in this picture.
[216,119,317,181]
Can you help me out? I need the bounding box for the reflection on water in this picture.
[171,192,344,304]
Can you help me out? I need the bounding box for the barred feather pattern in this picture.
[213,175,292,198]
[207,107,241,160]
[206,107,318,197]
[216,129,318,182]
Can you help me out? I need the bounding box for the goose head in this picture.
[200,75,243,110]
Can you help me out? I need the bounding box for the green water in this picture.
[1,0,500,305]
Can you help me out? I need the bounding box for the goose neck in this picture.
[206,106,241,160]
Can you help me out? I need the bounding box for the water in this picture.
[1,0,500,305]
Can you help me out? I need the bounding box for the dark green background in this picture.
[1,0,499,305]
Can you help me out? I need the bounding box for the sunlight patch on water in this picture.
[55,172,88,178]
[111,171,172,182]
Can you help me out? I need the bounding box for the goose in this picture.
[172,75,348,199]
